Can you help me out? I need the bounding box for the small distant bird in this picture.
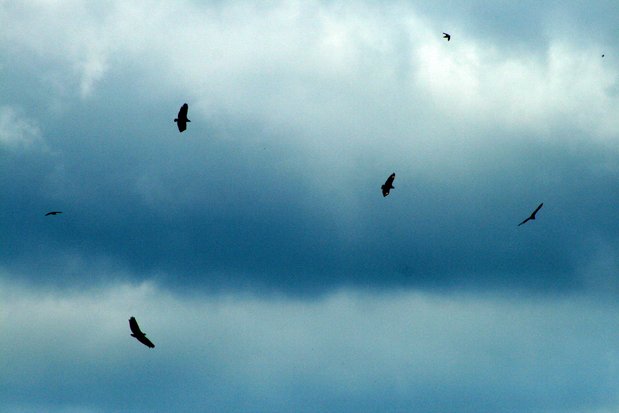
[443,32,451,41]
[174,103,190,133]
[129,317,155,348]
[517,203,543,226]
[602,54,605,58]
[45,211,62,216]
[381,173,396,197]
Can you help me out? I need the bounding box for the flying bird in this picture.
[45,211,62,216]
[174,103,190,132]
[517,202,543,226]
[129,317,155,348]
[381,173,396,197]
[602,54,605,58]
[443,32,451,41]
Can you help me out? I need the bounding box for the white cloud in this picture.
[2,1,618,163]
[3,1,617,133]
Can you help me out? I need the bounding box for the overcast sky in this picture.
[2,1,619,412]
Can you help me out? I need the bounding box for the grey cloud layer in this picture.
[2,279,619,413]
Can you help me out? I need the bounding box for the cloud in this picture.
[1,1,619,295]
[2,277,619,413]
[0,105,43,149]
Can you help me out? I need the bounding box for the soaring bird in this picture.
[45,211,62,216]
[518,203,543,226]
[443,32,451,41]
[129,317,155,348]
[174,103,190,132]
[381,173,396,197]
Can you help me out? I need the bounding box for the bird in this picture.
[45,211,62,216]
[381,173,396,197]
[174,103,190,132]
[443,32,451,41]
[129,317,155,348]
[602,54,605,58]
[517,203,543,226]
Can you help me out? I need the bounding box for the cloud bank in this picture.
[2,278,619,413]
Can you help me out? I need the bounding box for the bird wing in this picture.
[137,335,155,348]
[532,203,543,215]
[178,103,188,119]
[176,119,187,132]
[129,317,143,335]
[517,217,530,226]
[387,173,395,185]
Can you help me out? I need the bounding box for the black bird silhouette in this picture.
[174,103,190,132]
[443,32,451,41]
[518,203,543,226]
[129,317,155,348]
[45,211,62,216]
[381,173,396,197]
[602,54,605,58]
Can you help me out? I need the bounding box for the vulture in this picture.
[381,173,396,197]
[443,32,451,41]
[518,202,544,226]
[45,211,62,216]
[129,317,155,348]
[174,103,190,132]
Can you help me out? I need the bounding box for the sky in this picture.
[1,0,619,412]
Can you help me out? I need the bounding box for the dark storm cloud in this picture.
[2,98,619,294]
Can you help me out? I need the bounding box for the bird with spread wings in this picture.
[518,203,544,226]
[381,173,396,197]
[174,103,190,132]
[129,317,155,348]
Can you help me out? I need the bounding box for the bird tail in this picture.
[174,118,178,122]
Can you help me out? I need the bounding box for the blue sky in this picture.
[2,1,619,412]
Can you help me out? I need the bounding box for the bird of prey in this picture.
[174,103,190,132]
[381,173,396,197]
[45,211,62,216]
[517,203,544,226]
[443,32,451,41]
[129,317,155,348]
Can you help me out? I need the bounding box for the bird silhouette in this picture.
[45,211,62,216]
[129,317,155,348]
[443,32,451,41]
[174,103,190,132]
[381,173,396,197]
[517,203,543,226]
